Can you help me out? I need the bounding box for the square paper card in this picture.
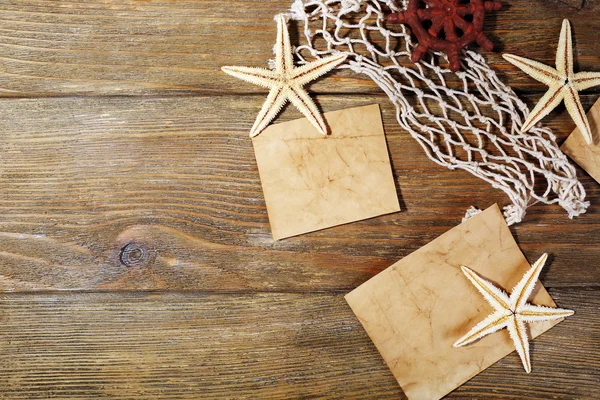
[561,97,600,183]
[252,104,400,240]
[345,204,563,400]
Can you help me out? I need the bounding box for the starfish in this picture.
[221,15,347,138]
[503,19,600,146]
[453,253,574,373]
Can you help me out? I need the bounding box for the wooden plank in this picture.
[0,94,597,292]
[554,0,586,9]
[0,0,597,96]
[0,290,597,399]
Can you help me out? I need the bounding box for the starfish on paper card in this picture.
[503,19,600,145]
[221,15,347,138]
[453,253,574,373]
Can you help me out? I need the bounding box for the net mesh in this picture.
[284,0,588,225]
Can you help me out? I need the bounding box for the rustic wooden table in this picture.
[0,1,598,399]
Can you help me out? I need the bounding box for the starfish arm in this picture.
[517,303,574,323]
[573,71,600,91]
[556,19,574,77]
[221,66,278,89]
[460,266,511,311]
[503,53,564,86]
[249,87,289,138]
[564,85,594,145]
[292,54,348,87]
[287,86,328,135]
[521,85,565,132]
[275,14,294,75]
[507,316,532,373]
[453,310,511,347]
[509,253,548,309]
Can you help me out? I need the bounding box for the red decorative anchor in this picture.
[387,0,502,72]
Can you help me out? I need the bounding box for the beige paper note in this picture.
[561,97,600,183]
[345,204,564,400]
[252,104,400,240]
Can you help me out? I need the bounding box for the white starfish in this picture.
[503,19,600,145]
[221,15,347,138]
[453,253,574,373]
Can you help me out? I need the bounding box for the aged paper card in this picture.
[252,104,400,240]
[561,97,600,183]
[345,204,563,400]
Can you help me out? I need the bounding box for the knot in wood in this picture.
[120,242,150,268]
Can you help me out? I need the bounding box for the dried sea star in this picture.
[454,253,574,373]
[221,15,347,137]
[503,19,600,145]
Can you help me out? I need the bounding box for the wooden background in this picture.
[0,0,598,398]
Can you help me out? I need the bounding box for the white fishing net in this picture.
[283,0,589,225]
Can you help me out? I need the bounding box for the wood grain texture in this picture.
[0,0,598,96]
[0,289,597,399]
[0,1,598,398]
[0,95,598,292]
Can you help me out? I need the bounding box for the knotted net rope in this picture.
[284,0,588,225]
